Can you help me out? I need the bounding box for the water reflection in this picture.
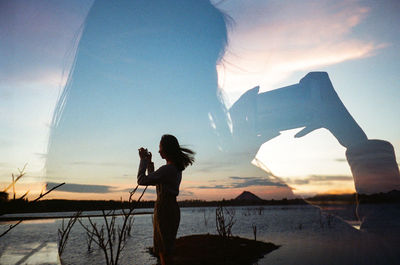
[0,242,59,265]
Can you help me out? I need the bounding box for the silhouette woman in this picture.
[137,134,194,265]
[46,0,233,186]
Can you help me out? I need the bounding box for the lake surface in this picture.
[1,205,399,265]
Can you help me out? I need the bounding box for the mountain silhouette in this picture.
[235,191,263,201]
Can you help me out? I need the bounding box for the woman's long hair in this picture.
[160,134,195,171]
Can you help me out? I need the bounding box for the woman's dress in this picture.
[137,159,182,255]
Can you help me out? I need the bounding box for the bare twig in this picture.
[3,164,27,193]
[203,209,208,227]
[78,219,101,248]
[18,190,30,200]
[0,220,23,238]
[58,211,82,256]
[32,182,65,203]
[0,165,65,238]
[77,185,147,265]
[115,185,147,264]
[103,209,114,262]
[216,205,236,238]
[12,174,15,200]
[252,223,257,241]
[86,228,95,252]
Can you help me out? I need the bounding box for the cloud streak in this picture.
[285,175,353,186]
[46,181,157,195]
[116,187,156,194]
[192,176,287,189]
[69,161,131,167]
[195,160,239,173]
[46,182,114,193]
[46,182,152,194]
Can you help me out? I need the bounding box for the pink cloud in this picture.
[215,0,383,107]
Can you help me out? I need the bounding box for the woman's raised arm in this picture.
[137,159,169,186]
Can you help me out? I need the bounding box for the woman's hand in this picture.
[139,147,152,162]
[138,147,149,159]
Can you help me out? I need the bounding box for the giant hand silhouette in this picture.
[230,72,368,148]
[230,71,399,197]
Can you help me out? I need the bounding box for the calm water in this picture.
[1,205,399,265]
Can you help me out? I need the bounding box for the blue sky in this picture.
[1,0,399,200]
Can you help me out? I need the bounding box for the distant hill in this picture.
[235,191,263,202]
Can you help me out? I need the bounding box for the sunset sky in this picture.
[1,0,399,201]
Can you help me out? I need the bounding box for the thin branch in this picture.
[0,220,23,238]
[128,185,139,202]
[78,219,101,247]
[80,217,111,265]
[3,163,27,193]
[73,184,148,265]
[58,211,82,256]
[0,182,65,238]
[103,209,114,262]
[32,182,65,203]
[114,185,147,264]
[12,174,15,200]
[18,190,30,200]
